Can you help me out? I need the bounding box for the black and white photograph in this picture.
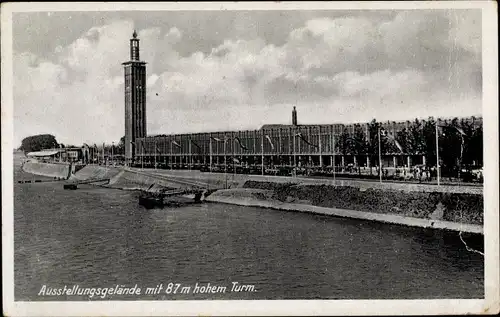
[2,1,499,316]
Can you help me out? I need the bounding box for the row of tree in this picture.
[19,134,126,155]
[337,117,483,173]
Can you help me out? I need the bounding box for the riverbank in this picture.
[205,187,483,234]
[139,168,483,194]
[21,163,483,233]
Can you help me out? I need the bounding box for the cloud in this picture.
[13,10,482,147]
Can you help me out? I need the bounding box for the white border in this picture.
[2,1,499,316]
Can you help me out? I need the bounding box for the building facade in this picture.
[133,112,482,172]
[123,31,147,163]
[123,33,482,173]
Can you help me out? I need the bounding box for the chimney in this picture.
[292,106,298,126]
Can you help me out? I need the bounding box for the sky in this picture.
[12,9,482,146]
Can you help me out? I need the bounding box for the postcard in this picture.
[2,1,499,316]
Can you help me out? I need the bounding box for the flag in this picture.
[393,140,404,153]
[380,128,404,153]
[234,136,249,150]
[232,157,240,164]
[210,136,224,142]
[171,140,182,148]
[265,135,275,150]
[438,124,467,136]
[190,139,201,149]
[296,132,318,148]
[379,128,387,137]
[155,144,161,153]
[454,126,466,136]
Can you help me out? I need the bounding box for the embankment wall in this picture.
[138,169,483,194]
[242,181,483,226]
[22,162,71,179]
[107,168,188,191]
[72,165,121,181]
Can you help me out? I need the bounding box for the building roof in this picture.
[260,124,289,130]
[27,150,60,157]
[260,123,341,130]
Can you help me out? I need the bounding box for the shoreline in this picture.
[205,189,483,235]
[19,163,483,234]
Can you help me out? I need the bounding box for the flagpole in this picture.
[129,141,134,168]
[459,133,464,184]
[293,130,297,177]
[189,139,192,171]
[261,131,264,176]
[224,136,227,189]
[162,140,165,169]
[170,141,173,171]
[332,126,336,183]
[435,121,440,186]
[102,143,105,166]
[224,137,227,174]
[378,127,382,183]
[209,136,213,173]
[318,126,322,169]
[141,140,144,169]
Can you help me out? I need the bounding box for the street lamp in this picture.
[112,142,114,166]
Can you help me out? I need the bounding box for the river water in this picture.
[13,158,484,301]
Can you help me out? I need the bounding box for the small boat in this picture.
[138,188,205,209]
[139,193,165,209]
[63,184,78,190]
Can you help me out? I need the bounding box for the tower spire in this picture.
[130,30,140,61]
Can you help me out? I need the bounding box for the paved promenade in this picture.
[132,168,483,194]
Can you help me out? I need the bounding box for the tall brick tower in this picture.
[123,30,147,163]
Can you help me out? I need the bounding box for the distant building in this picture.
[26,150,61,161]
[26,147,87,163]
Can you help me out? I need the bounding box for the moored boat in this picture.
[138,194,164,209]
[63,184,78,190]
[138,189,205,209]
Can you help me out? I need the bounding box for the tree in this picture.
[338,128,351,155]
[422,117,437,167]
[351,124,367,172]
[408,119,424,155]
[367,119,379,159]
[366,119,391,165]
[469,125,483,167]
[19,134,58,154]
[395,128,410,154]
[437,118,464,176]
[460,118,477,167]
[117,136,125,155]
[352,124,367,156]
